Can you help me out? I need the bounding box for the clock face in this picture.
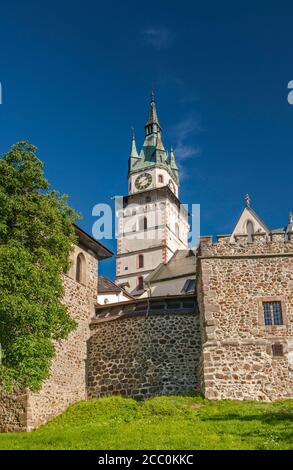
[168,179,176,193]
[135,172,152,190]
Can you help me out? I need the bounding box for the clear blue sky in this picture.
[0,0,292,278]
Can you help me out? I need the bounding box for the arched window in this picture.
[175,222,180,239]
[246,220,254,243]
[137,276,144,290]
[138,254,144,269]
[158,174,164,183]
[76,253,86,285]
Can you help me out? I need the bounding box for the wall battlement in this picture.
[199,233,293,258]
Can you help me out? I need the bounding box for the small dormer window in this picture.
[158,174,164,183]
[182,279,196,294]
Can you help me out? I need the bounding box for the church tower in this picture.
[116,93,190,296]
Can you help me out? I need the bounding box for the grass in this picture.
[0,395,292,450]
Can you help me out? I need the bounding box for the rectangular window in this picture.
[263,302,283,326]
[272,302,283,325]
[263,302,273,325]
[272,344,283,357]
[138,254,144,268]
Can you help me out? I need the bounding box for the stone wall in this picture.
[87,311,201,399]
[0,391,27,433]
[0,244,98,432]
[198,234,293,401]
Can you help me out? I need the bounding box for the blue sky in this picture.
[0,0,292,278]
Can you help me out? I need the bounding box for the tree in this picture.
[0,141,79,391]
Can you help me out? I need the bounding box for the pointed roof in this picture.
[230,195,270,241]
[170,146,179,171]
[145,249,197,283]
[74,225,113,259]
[128,92,179,183]
[145,90,161,128]
[98,276,134,301]
[129,128,139,159]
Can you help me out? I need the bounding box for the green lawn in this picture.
[0,395,292,450]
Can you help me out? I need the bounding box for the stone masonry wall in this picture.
[0,244,98,432]
[87,312,201,399]
[26,245,97,430]
[198,234,293,401]
[0,391,28,433]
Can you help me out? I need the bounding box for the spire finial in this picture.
[129,127,139,160]
[131,126,135,140]
[245,194,251,208]
[289,212,293,224]
[145,87,160,130]
[151,87,155,103]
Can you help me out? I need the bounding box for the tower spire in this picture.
[145,90,161,131]
[169,146,179,182]
[170,146,179,170]
[129,127,139,158]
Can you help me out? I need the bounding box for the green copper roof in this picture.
[145,91,161,128]
[129,130,140,159]
[128,94,179,182]
[170,146,179,171]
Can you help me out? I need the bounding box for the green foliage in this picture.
[0,395,292,450]
[0,141,79,391]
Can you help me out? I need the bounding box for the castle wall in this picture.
[0,392,28,433]
[87,311,201,399]
[198,234,293,401]
[0,244,98,432]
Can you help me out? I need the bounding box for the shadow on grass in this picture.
[200,408,293,448]
[201,409,293,424]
